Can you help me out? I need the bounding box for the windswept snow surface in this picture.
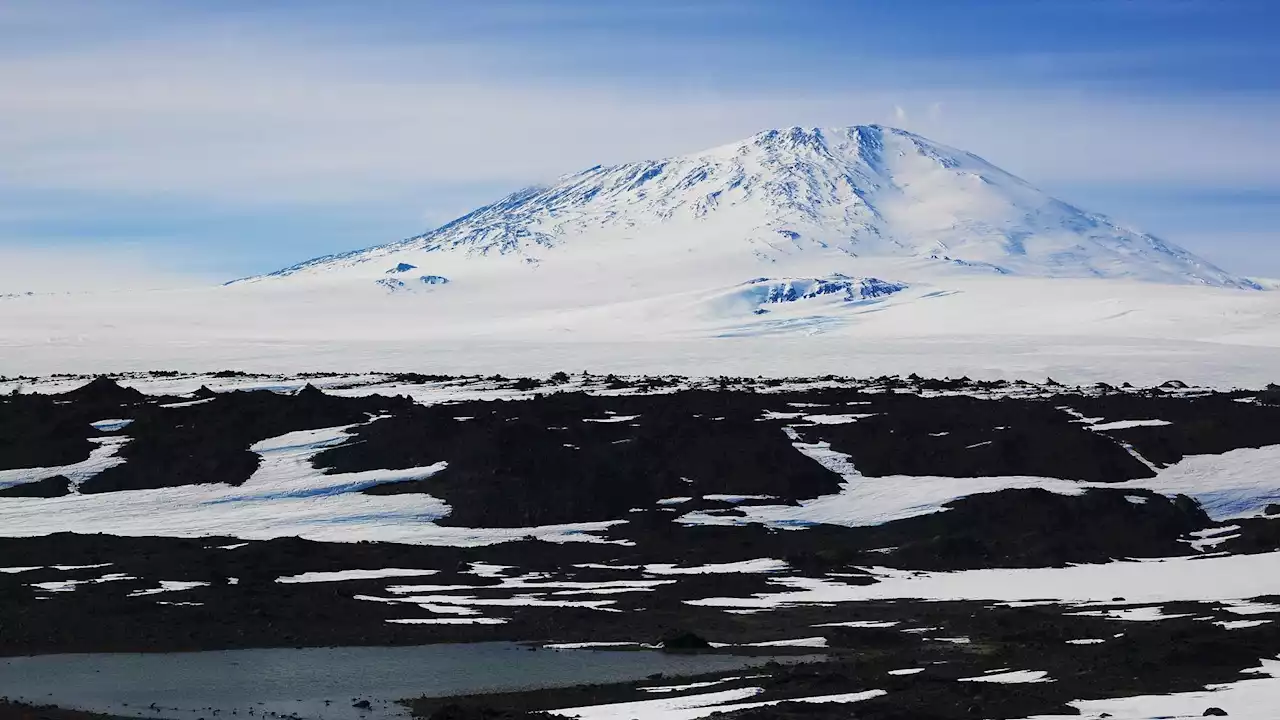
[2,127,1278,385]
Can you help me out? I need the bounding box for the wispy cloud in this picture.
[2,30,1276,204]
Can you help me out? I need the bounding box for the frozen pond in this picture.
[0,643,818,720]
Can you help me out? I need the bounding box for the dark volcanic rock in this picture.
[0,699,132,720]
[4,376,1280,720]
[1219,518,1280,555]
[0,474,71,498]
[60,376,147,405]
[1069,393,1280,467]
[2,374,1279,720]
[325,393,844,526]
[426,704,537,720]
[794,393,1157,483]
[81,388,407,493]
[0,397,99,471]
[0,377,173,473]
[852,487,1211,570]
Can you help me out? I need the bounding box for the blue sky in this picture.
[1,0,1277,287]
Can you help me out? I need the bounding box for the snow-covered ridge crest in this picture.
[243,124,1255,290]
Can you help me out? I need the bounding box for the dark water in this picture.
[0,643,817,720]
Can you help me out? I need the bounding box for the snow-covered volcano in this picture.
[8,124,1277,383]
[247,125,1254,290]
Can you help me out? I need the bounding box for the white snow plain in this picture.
[5,275,1280,388]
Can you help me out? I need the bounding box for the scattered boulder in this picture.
[60,376,146,405]
[659,631,712,651]
[0,475,71,498]
[294,383,324,398]
[1172,494,1209,520]
[1203,708,1229,717]
[1266,504,1280,517]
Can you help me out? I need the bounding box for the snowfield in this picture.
[3,274,1280,386]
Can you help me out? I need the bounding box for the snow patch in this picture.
[276,568,440,584]
[686,552,1280,608]
[959,670,1051,684]
[128,581,209,597]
